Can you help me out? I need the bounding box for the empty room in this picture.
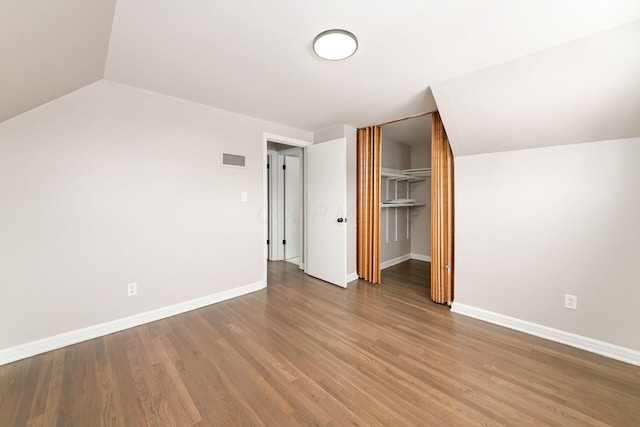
[1,0,639,425]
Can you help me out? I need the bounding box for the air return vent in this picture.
[221,153,246,168]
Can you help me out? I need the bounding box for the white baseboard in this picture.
[380,254,431,269]
[451,302,640,366]
[346,272,359,283]
[411,253,431,262]
[0,281,265,366]
[381,254,411,270]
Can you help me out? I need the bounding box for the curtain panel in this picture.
[356,126,382,284]
[431,112,454,303]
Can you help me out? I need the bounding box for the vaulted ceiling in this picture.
[1,0,639,155]
[0,0,116,124]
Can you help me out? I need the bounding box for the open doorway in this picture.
[262,133,312,286]
[262,132,350,289]
[267,143,303,267]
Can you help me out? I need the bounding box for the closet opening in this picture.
[379,114,432,287]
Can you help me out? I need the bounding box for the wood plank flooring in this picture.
[1,260,639,426]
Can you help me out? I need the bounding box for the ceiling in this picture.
[434,19,640,156]
[2,0,640,154]
[0,0,115,124]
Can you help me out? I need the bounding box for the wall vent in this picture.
[221,153,246,168]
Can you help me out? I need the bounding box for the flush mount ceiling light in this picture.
[313,29,358,61]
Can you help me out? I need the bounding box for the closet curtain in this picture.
[431,112,454,304]
[357,126,382,284]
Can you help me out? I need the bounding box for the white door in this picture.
[306,138,348,288]
[284,155,300,261]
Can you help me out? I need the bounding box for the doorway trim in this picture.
[262,132,312,286]
[266,149,278,261]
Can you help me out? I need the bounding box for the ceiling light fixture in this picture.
[313,29,358,61]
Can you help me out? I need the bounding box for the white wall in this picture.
[381,139,411,171]
[0,80,311,352]
[454,138,640,352]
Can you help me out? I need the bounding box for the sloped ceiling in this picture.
[433,20,640,156]
[0,0,116,123]
[2,0,640,155]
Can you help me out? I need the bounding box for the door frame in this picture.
[279,150,302,263]
[262,133,312,286]
[266,149,278,261]
[267,149,303,262]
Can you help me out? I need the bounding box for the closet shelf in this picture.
[381,202,426,208]
[381,167,430,181]
[403,167,432,177]
[380,166,428,244]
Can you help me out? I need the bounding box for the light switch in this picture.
[241,191,248,202]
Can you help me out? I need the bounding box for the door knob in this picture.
[337,218,344,223]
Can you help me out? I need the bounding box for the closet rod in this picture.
[375,110,437,127]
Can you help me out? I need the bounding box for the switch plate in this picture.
[564,294,577,310]
[241,191,248,202]
[127,282,137,297]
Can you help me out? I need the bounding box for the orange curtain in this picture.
[357,126,382,284]
[431,112,454,303]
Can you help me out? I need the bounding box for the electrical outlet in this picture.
[564,294,577,310]
[127,282,137,297]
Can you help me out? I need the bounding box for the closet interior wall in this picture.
[410,143,431,258]
[380,140,412,265]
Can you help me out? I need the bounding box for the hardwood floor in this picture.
[1,260,639,426]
